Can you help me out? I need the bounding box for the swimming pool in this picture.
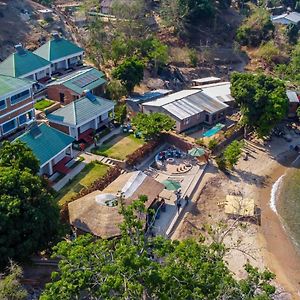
[203,123,225,137]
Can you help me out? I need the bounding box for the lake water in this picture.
[275,164,300,251]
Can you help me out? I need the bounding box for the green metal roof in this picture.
[47,95,115,126]
[0,75,33,98]
[34,37,84,62]
[48,68,106,94]
[0,50,51,78]
[17,123,75,166]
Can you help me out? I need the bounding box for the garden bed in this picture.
[34,98,54,111]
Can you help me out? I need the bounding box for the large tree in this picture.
[0,142,61,267]
[132,112,175,139]
[231,73,288,137]
[112,57,144,92]
[40,198,276,300]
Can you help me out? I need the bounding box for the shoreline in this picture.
[258,152,300,299]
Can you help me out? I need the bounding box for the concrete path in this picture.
[53,161,86,192]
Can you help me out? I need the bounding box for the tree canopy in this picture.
[41,198,276,300]
[112,57,144,93]
[0,141,61,267]
[223,140,244,168]
[230,72,288,137]
[132,112,175,139]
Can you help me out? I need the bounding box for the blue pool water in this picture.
[203,123,225,137]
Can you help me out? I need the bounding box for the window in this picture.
[205,114,210,122]
[0,99,6,110]
[10,89,30,105]
[184,118,190,125]
[212,114,216,122]
[19,111,33,125]
[2,119,16,134]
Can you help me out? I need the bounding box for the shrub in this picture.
[188,49,198,67]
[208,138,218,150]
[215,156,227,171]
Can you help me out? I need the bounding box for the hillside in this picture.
[0,0,74,61]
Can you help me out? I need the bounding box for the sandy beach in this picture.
[173,135,300,299]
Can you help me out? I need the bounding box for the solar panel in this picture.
[72,73,99,88]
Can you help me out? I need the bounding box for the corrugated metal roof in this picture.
[0,75,33,97]
[34,37,84,62]
[192,77,221,84]
[17,123,74,166]
[199,82,234,104]
[143,89,228,120]
[47,95,115,126]
[272,12,300,24]
[47,68,106,95]
[0,49,51,78]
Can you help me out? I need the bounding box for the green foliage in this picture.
[188,48,198,67]
[160,0,215,34]
[41,198,276,300]
[236,8,274,47]
[215,156,227,170]
[0,140,40,174]
[114,104,127,124]
[256,41,281,64]
[0,141,60,267]
[223,140,244,168]
[0,262,27,300]
[132,112,175,139]
[296,106,300,119]
[112,57,144,92]
[106,79,127,100]
[275,42,300,85]
[231,72,288,137]
[208,138,218,150]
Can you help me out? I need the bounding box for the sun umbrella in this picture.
[162,180,181,191]
[188,147,205,157]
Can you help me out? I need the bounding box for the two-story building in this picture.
[34,33,84,74]
[0,75,35,139]
[0,44,52,81]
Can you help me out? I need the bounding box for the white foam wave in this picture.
[270,175,285,214]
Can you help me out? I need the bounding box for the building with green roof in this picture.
[0,75,35,139]
[47,93,115,141]
[34,33,84,73]
[47,67,107,104]
[17,123,75,175]
[0,45,51,80]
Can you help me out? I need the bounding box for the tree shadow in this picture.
[225,169,268,187]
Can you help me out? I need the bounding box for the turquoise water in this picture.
[203,123,224,137]
[277,166,300,250]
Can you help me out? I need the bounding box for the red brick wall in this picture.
[0,102,34,124]
[49,122,70,135]
[47,85,79,105]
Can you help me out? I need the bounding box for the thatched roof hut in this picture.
[68,171,164,238]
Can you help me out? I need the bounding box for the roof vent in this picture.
[85,91,97,102]
[14,44,26,56]
[52,32,61,41]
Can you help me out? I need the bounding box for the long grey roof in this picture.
[47,95,115,126]
[143,89,228,120]
[272,12,300,24]
[197,82,234,104]
[286,90,299,103]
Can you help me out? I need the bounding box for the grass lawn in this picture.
[92,134,145,160]
[56,162,109,206]
[34,99,54,111]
